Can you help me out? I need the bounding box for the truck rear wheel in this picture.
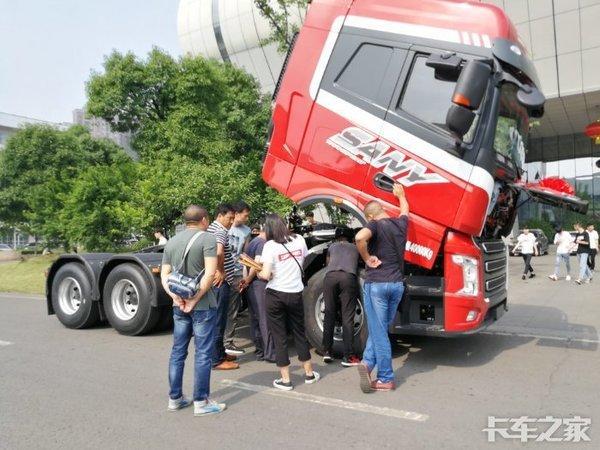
[51,263,100,329]
[103,264,159,335]
[155,306,174,332]
[303,268,368,357]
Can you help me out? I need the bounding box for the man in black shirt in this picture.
[321,230,360,367]
[354,184,409,393]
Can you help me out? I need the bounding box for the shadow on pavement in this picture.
[489,303,598,351]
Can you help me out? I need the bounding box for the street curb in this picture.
[0,292,44,300]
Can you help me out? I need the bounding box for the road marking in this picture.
[0,340,14,347]
[481,331,599,344]
[221,379,428,422]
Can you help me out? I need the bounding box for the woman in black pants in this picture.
[258,214,320,390]
[241,224,276,362]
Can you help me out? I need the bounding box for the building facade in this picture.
[72,109,135,159]
[177,0,304,93]
[178,0,600,226]
[0,112,67,150]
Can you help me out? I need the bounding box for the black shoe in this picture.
[305,372,320,384]
[273,379,293,391]
[522,275,526,280]
[225,344,245,355]
[529,273,536,279]
[322,351,333,363]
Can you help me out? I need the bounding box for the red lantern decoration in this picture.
[536,176,575,196]
[585,121,600,144]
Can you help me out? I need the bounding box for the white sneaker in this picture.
[305,371,320,384]
[194,399,226,416]
[168,395,191,411]
[566,275,571,281]
[548,274,558,281]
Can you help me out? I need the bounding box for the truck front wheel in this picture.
[303,268,368,357]
[51,263,100,329]
[103,264,159,335]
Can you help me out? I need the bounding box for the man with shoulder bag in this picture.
[161,205,226,417]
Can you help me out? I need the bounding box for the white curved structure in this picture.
[177,0,305,93]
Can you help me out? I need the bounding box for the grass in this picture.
[0,254,58,295]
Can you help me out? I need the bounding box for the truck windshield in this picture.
[493,83,529,172]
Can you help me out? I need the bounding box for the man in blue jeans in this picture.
[207,204,238,370]
[355,184,409,392]
[161,205,225,416]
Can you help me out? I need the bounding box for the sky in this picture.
[0,0,182,124]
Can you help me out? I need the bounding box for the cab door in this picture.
[293,31,408,199]
[362,47,473,231]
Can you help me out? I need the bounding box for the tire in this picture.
[154,306,174,332]
[102,263,160,335]
[303,268,368,357]
[51,263,100,329]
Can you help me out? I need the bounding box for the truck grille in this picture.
[476,238,507,307]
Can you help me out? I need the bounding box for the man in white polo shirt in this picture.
[549,227,574,281]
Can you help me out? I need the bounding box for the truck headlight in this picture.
[451,255,479,296]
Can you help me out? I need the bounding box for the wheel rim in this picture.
[314,293,364,341]
[111,279,140,321]
[57,277,83,315]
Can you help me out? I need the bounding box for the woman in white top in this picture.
[258,214,320,391]
[512,228,538,280]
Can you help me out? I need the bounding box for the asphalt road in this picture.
[1,253,598,449]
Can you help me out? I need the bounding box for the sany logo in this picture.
[326,127,448,187]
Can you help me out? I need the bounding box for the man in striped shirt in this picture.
[207,203,238,370]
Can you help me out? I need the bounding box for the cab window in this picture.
[335,43,394,103]
[397,55,456,131]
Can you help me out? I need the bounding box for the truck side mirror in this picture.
[517,85,545,118]
[446,104,475,138]
[446,60,491,139]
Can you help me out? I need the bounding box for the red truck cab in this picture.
[262,0,587,346]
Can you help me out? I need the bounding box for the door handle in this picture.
[373,173,395,192]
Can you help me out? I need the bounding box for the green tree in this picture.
[87,49,271,160]
[0,125,129,247]
[61,163,142,251]
[86,49,292,233]
[254,0,308,52]
[133,155,287,230]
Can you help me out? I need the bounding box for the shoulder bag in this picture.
[167,231,206,299]
[281,240,307,286]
